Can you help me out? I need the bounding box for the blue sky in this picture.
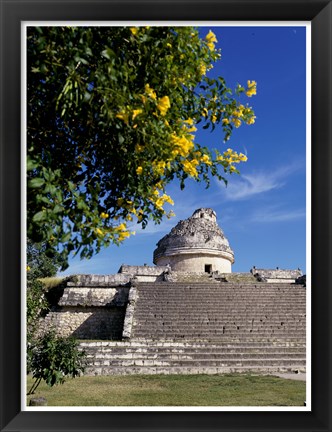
[60,25,307,277]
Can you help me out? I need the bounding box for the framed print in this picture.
[0,0,331,431]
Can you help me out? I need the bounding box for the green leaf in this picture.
[32,211,46,222]
[26,158,39,171]
[61,232,71,243]
[53,204,63,214]
[29,178,45,188]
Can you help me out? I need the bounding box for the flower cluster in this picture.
[222,103,256,129]
[216,148,248,173]
[153,193,174,211]
[144,84,157,101]
[246,80,257,97]
[182,158,199,177]
[156,96,171,116]
[205,30,217,51]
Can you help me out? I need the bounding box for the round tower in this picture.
[153,208,234,273]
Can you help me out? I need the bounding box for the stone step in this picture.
[132,330,306,334]
[135,311,306,316]
[87,352,305,361]
[139,298,306,303]
[134,318,306,323]
[135,315,306,320]
[136,296,306,299]
[85,364,306,376]
[132,334,306,340]
[90,356,306,366]
[131,335,306,340]
[135,304,306,308]
[80,338,306,346]
[132,332,306,337]
[134,321,304,333]
[136,290,305,294]
[83,346,306,355]
[136,281,305,291]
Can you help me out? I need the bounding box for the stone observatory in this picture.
[153,208,234,273]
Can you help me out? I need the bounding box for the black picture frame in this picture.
[1,0,331,431]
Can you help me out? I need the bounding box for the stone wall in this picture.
[250,268,302,283]
[67,274,131,287]
[156,252,232,273]
[118,264,169,282]
[58,287,129,307]
[40,280,130,340]
[41,306,126,340]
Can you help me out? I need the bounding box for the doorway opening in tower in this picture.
[205,264,212,274]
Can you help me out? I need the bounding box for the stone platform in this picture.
[78,281,306,375]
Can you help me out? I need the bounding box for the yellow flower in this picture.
[205,31,217,51]
[171,133,194,158]
[135,144,144,153]
[95,228,104,236]
[100,212,109,219]
[132,109,142,120]
[201,154,212,165]
[155,197,164,210]
[26,265,31,272]
[246,116,256,125]
[182,159,199,177]
[130,27,138,36]
[246,80,257,97]
[199,63,207,76]
[166,43,172,48]
[202,108,208,117]
[116,111,129,124]
[222,118,229,125]
[183,118,194,125]
[118,230,131,241]
[153,160,166,175]
[145,84,157,100]
[211,115,217,123]
[157,96,171,116]
[136,166,143,175]
[116,223,127,231]
[162,194,174,205]
[233,118,242,128]
[205,30,217,43]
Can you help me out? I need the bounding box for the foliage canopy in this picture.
[27,26,256,269]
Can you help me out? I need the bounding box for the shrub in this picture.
[28,329,86,395]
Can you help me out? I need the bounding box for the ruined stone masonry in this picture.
[42,208,306,375]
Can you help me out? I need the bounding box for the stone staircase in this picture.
[81,282,306,375]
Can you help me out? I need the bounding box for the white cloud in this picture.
[226,172,284,200]
[250,207,306,223]
[219,160,304,201]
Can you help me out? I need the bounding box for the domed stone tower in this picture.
[153,208,234,273]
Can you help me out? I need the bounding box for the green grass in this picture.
[38,277,64,290]
[26,374,306,407]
